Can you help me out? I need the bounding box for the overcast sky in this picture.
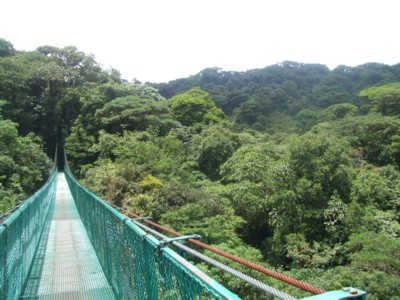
[1,0,399,83]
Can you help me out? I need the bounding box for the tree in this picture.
[351,165,400,211]
[0,46,121,155]
[263,132,354,264]
[152,182,206,221]
[0,120,52,213]
[95,95,178,134]
[169,87,225,126]
[82,161,144,207]
[346,232,400,275]
[197,134,234,180]
[0,38,15,57]
[288,133,352,202]
[323,115,400,165]
[295,109,319,132]
[64,121,97,174]
[160,202,245,246]
[220,143,280,183]
[234,97,264,125]
[359,83,400,115]
[323,103,358,120]
[99,82,163,102]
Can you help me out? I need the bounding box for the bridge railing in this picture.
[64,165,239,299]
[0,169,57,299]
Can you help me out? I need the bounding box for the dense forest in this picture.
[1,37,399,299]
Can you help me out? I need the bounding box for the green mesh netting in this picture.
[64,166,239,300]
[0,169,57,299]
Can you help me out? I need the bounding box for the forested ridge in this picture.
[1,37,400,299]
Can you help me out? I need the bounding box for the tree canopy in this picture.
[1,37,400,299]
[169,87,225,126]
[359,82,400,115]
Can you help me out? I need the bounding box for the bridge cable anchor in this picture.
[158,234,202,250]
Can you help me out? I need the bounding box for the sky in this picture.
[1,0,399,83]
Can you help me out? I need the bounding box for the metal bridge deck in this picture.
[21,173,116,299]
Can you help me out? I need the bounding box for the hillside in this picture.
[1,38,399,299]
[151,62,400,131]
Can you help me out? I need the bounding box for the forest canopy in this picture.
[1,38,400,299]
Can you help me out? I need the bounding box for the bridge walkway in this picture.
[20,173,116,299]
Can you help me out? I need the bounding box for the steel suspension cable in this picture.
[107,202,325,295]
[132,218,298,300]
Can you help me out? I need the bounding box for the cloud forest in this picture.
[1,38,399,299]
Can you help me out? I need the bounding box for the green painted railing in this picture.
[64,165,239,299]
[0,169,57,299]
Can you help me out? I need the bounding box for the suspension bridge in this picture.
[0,159,367,299]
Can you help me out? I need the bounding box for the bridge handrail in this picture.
[131,215,298,300]
[64,163,239,299]
[0,168,58,299]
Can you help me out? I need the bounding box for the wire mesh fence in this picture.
[0,170,57,299]
[64,166,239,300]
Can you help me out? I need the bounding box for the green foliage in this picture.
[314,115,400,166]
[261,113,299,135]
[346,232,400,275]
[4,38,400,297]
[0,120,52,213]
[262,132,355,265]
[295,109,319,132]
[289,133,351,185]
[285,233,338,268]
[359,82,400,115]
[160,203,245,246]
[363,208,400,237]
[95,95,178,134]
[197,134,234,180]
[82,161,144,206]
[185,124,240,180]
[323,103,358,120]
[153,62,400,129]
[230,182,271,245]
[234,97,264,125]
[65,121,96,174]
[62,57,400,297]
[0,38,15,57]
[106,131,160,165]
[169,87,225,126]
[0,44,122,156]
[351,165,400,211]
[323,192,348,241]
[139,175,163,191]
[98,82,163,102]
[127,193,155,217]
[152,182,206,221]
[221,143,281,183]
